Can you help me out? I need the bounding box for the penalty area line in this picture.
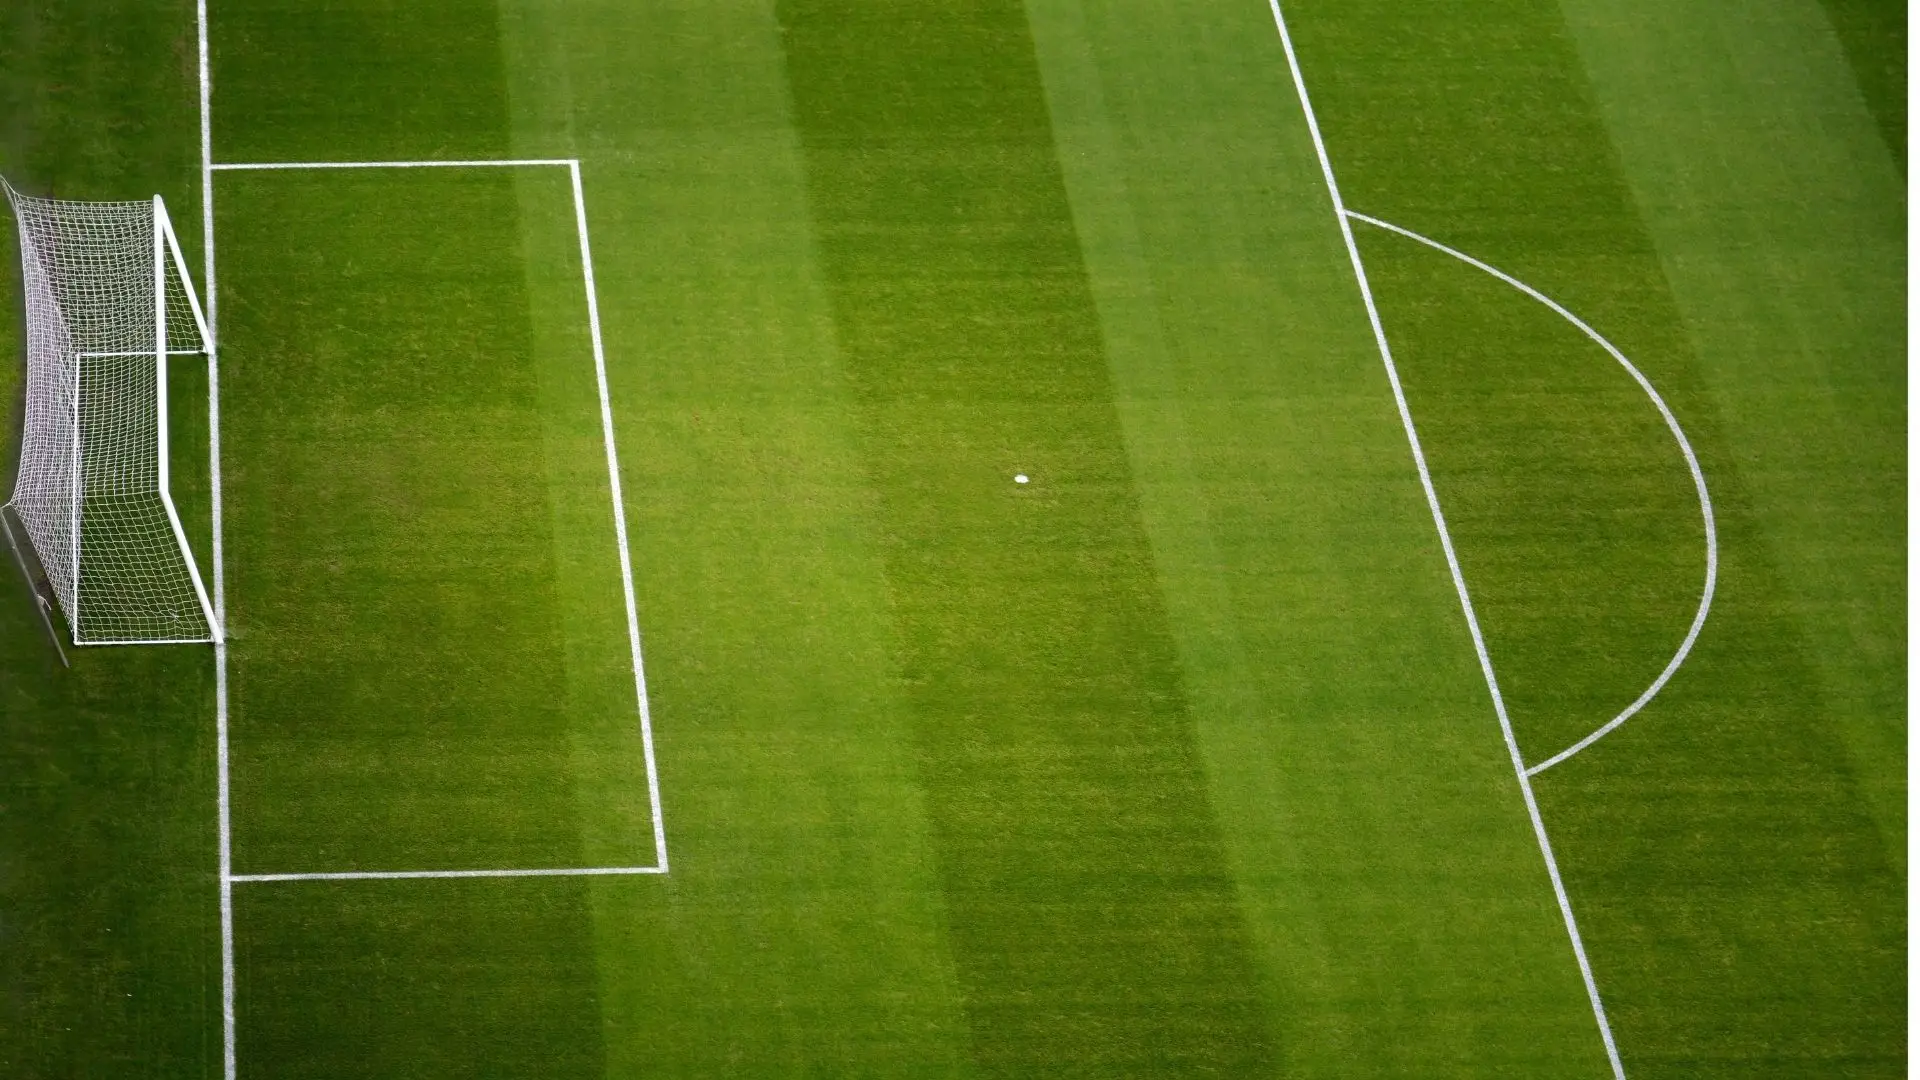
[209,159,575,171]
[231,866,668,883]
[1264,1,1626,1077]
[569,159,670,874]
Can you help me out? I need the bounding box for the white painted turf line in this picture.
[232,866,668,883]
[194,5,235,1080]
[1333,212,1719,778]
[1263,2,1627,1076]
[210,159,575,171]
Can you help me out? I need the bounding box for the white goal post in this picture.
[3,179,220,645]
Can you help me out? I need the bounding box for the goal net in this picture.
[3,179,220,644]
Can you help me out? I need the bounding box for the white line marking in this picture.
[210,159,573,171]
[195,4,235,1080]
[1340,212,1717,777]
[1264,3,1625,1076]
[231,866,668,883]
[207,157,667,876]
[571,160,670,873]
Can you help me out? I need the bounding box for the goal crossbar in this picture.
[3,178,222,645]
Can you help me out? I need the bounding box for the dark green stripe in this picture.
[0,0,201,202]
[776,0,1275,1072]
[235,879,605,1079]
[1815,0,1905,169]
[212,0,513,162]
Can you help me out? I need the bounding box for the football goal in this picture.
[2,179,220,645]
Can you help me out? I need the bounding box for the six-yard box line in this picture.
[205,157,670,886]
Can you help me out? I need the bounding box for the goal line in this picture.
[211,158,576,171]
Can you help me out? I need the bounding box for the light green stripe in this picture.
[501,1,973,1073]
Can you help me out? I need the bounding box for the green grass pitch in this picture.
[0,0,1903,1076]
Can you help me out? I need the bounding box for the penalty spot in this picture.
[1014,474,1029,484]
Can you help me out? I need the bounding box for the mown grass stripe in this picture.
[776,0,1276,1072]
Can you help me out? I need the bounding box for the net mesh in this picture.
[4,182,215,643]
